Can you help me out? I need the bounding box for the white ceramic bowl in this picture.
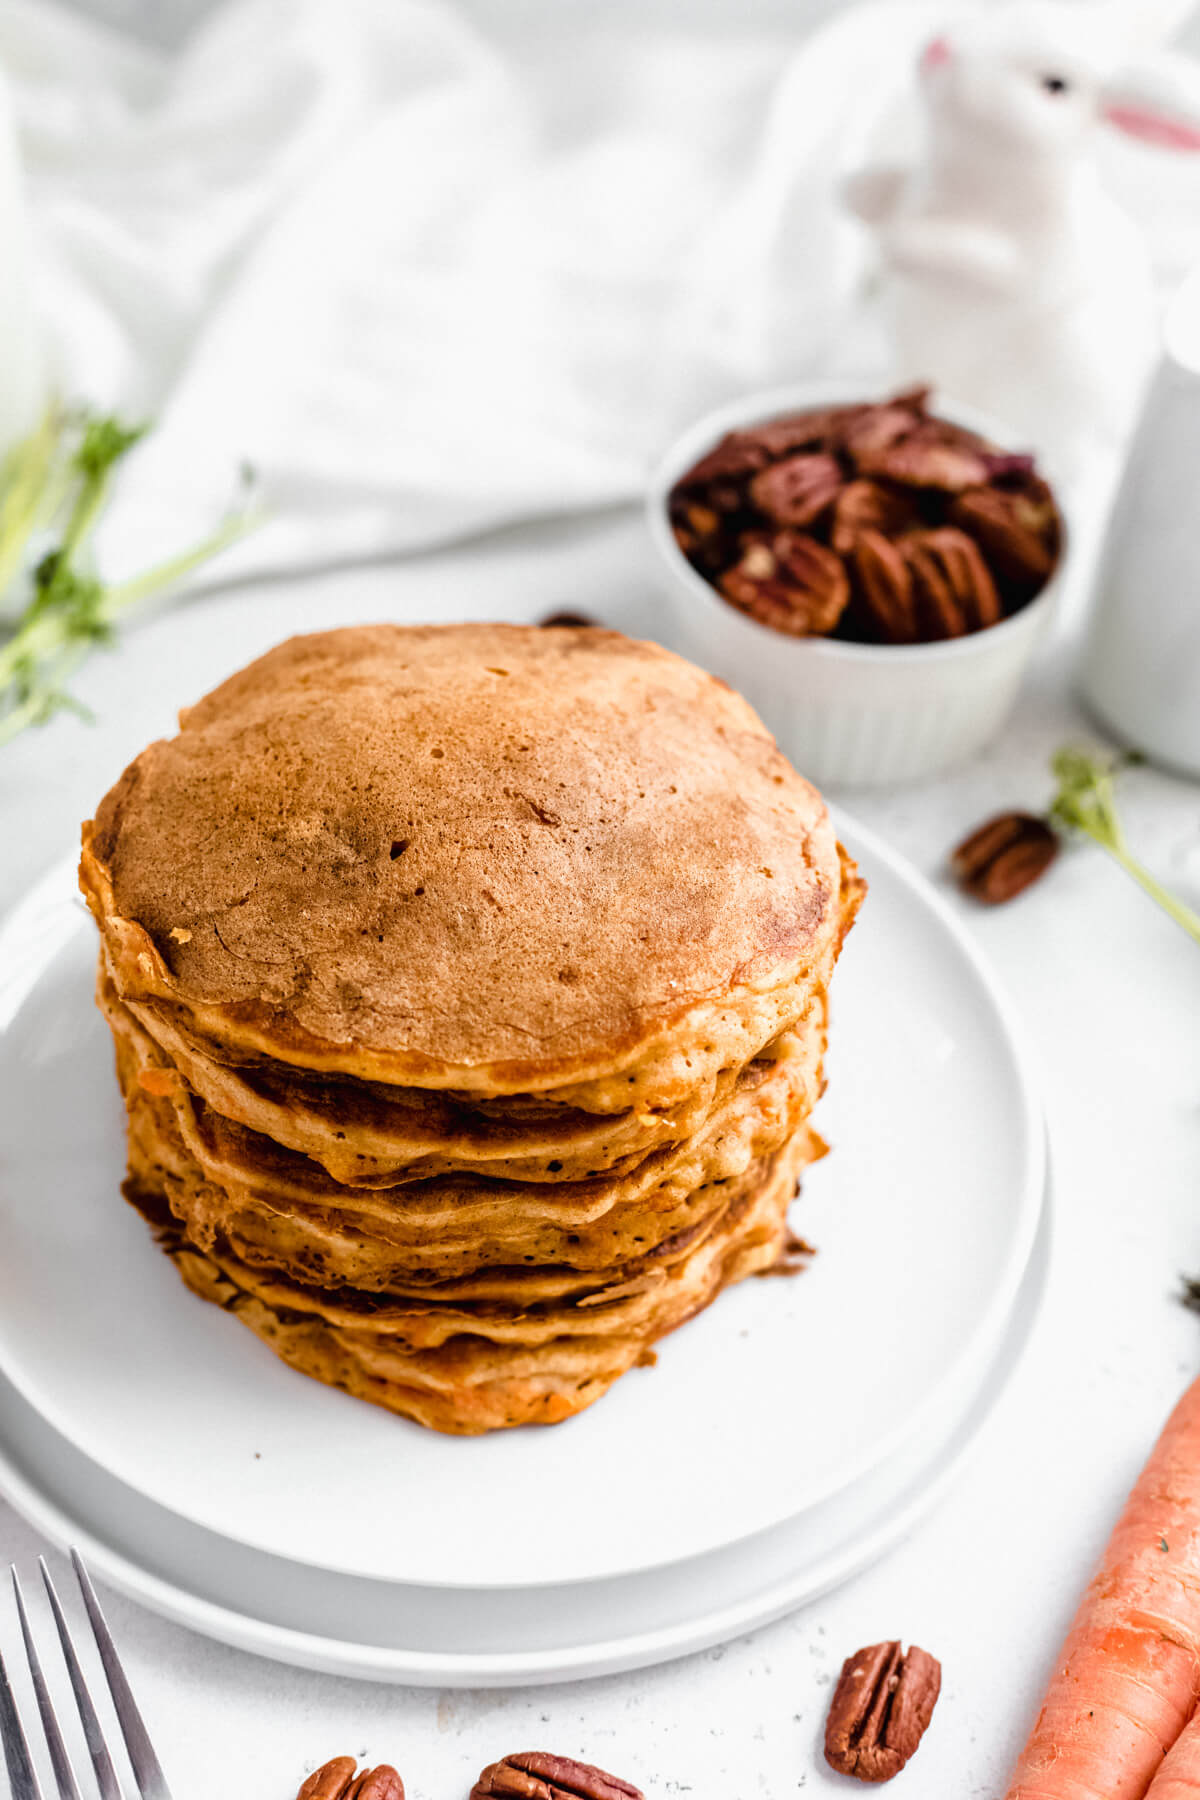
[647,381,1064,788]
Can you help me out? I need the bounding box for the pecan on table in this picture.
[296,1758,405,1800]
[350,1773,405,1800]
[824,1640,942,1783]
[298,1760,358,1800]
[471,1750,644,1800]
[951,811,1059,904]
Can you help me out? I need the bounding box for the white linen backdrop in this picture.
[3,0,1200,585]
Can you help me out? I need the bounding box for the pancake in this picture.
[108,966,812,1187]
[120,1035,826,1303]
[83,622,864,1433]
[112,987,827,1280]
[123,1133,809,1433]
[81,624,860,1105]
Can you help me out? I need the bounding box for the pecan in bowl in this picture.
[649,383,1068,784]
[666,386,1062,647]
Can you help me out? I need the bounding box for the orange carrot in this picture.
[1005,1373,1200,1800]
[1146,1705,1200,1798]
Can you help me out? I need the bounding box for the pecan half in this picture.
[824,1641,942,1783]
[751,404,867,458]
[905,527,1001,637]
[296,1760,404,1800]
[948,483,1058,594]
[905,537,964,637]
[831,480,919,557]
[857,426,988,493]
[951,811,1059,904]
[842,404,921,464]
[349,1771,405,1800]
[298,1756,406,1800]
[719,533,848,636]
[749,452,843,528]
[849,530,917,644]
[298,1760,358,1800]
[471,1751,644,1800]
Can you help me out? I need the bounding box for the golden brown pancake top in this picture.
[85,623,843,1088]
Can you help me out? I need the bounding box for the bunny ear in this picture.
[1102,49,1200,148]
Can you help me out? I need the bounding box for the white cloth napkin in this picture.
[3,0,1199,585]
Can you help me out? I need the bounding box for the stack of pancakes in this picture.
[81,623,863,1433]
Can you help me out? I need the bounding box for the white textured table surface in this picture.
[2,508,1199,1799]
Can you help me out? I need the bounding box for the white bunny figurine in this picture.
[844,0,1200,472]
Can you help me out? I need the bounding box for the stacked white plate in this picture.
[0,805,1046,1685]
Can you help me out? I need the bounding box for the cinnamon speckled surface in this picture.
[3,508,1199,1798]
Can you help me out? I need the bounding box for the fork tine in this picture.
[38,1560,123,1800]
[0,1640,44,1800]
[11,1570,81,1800]
[70,1554,170,1800]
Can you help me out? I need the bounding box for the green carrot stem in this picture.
[0,502,261,716]
[0,405,66,605]
[0,408,257,744]
[1111,850,1200,946]
[0,607,77,686]
[100,506,261,618]
[1049,746,1200,950]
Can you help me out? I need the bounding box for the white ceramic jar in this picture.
[1080,270,1200,778]
[647,382,1064,789]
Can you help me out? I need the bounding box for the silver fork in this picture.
[0,1550,171,1800]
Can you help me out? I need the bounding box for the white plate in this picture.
[0,1190,1048,1685]
[0,812,1044,1591]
